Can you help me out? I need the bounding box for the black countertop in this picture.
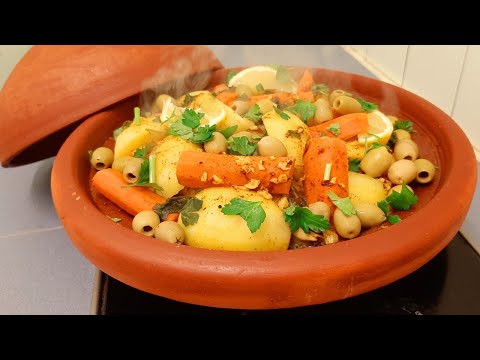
[97,233,480,315]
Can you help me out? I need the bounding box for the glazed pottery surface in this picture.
[51,67,477,309]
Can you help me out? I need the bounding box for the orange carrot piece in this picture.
[303,137,349,213]
[216,91,238,105]
[247,92,292,106]
[176,152,295,195]
[310,113,369,141]
[298,70,314,93]
[92,168,165,216]
[297,91,315,102]
[166,212,179,222]
[212,83,229,94]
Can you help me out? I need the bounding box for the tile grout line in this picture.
[0,226,64,239]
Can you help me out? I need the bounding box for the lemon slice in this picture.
[159,100,183,123]
[191,93,227,126]
[357,110,394,145]
[228,65,297,95]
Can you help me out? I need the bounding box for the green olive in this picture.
[154,221,186,244]
[112,156,135,173]
[152,94,177,113]
[360,146,394,178]
[234,84,254,97]
[388,184,414,197]
[90,147,114,170]
[354,203,386,228]
[232,100,250,116]
[333,208,361,239]
[393,139,419,161]
[307,98,333,126]
[392,129,411,141]
[122,157,145,184]
[308,201,331,220]
[414,158,436,184]
[388,159,417,185]
[257,136,288,157]
[333,95,362,115]
[329,89,351,106]
[132,210,161,237]
[204,132,227,154]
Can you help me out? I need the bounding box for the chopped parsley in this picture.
[219,125,238,139]
[326,123,341,137]
[284,205,330,233]
[256,83,265,93]
[180,197,203,226]
[348,159,361,172]
[221,198,266,233]
[385,182,418,211]
[288,100,317,122]
[227,136,257,156]
[191,125,217,144]
[113,120,132,140]
[182,108,203,128]
[274,106,290,120]
[168,109,216,144]
[387,215,401,224]
[327,192,356,216]
[377,199,390,216]
[357,98,378,112]
[183,94,195,107]
[244,104,263,122]
[394,120,415,133]
[122,159,162,191]
[133,145,150,159]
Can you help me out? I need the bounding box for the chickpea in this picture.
[230,131,255,143]
[414,158,437,184]
[256,99,275,114]
[234,84,253,97]
[392,129,411,142]
[132,210,160,237]
[231,100,250,116]
[152,94,177,113]
[90,147,114,170]
[360,146,394,178]
[204,132,227,154]
[307,98,333,126]
[257,136,288,157]
[154,221,186,244]
[354,203,386,228]
[394,138,419,161]
[122,157,144,184]
[388,184,414,197]
[329,89,351,106]
[388,159,417,185]
[308,201,331,220]
[333,208,361,239]
[112,156,135,173]
[333,95,362,115]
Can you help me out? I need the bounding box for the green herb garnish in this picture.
[183,94,195,107]
[394,120,415,133]
[357,98,378,112]
[385,183,418,211]
[227,136,257,156]
[225,71,237,85]
[256,83,265,93]
[180,197,203,226]
[377,199,390,216]
[168,109,216,144]
[134,107,141,125]
[219,125,238,139]
[133,146,149,159]
[327,192,356,216]
[326,123,341,137]
[182,108,203,128]
[311,83,330,96]
[153,196,190,221]
[122,159,162,191]
[348,159,361,172]
[192,125,217,144]
[284,205,330,233]
[387,215,401,224]
[272,65,294,83]
[286,130,301,139]
[274,106,290,120]
[288,100,317,122]
[244,104,263,122]
[221,198,266,233]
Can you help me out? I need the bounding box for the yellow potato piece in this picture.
[348,171,387,206]
[179,187,291,251]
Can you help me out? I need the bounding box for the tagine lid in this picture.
[0,45,224,167]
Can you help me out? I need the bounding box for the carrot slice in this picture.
[216,91,238,105]
[303,137,349,213]
[297,91,315,102]
[310,113,369,141]
[92,168,165,216]
[212,83,229,94]
[247,92,292,106]
[176,151,295,195]
[298,70,314,93]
